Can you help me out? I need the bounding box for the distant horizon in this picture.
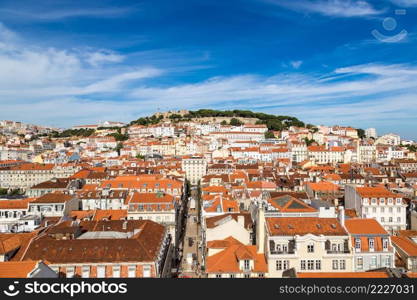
[2,108,413,141]
[1,0,416,139]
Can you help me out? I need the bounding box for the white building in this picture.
[344,185,407,233]
[182,156,207,185]
[365,128,377,139]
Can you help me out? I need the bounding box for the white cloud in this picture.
[0,23,162,99]
[264,0,385,17]
[290,60,303,69]
[85,50,125,67]
[389,0,417,7]
[0,6,135,21]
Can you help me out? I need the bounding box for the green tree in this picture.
[264,131,275,139]
[229,118,243,126]
[357,128,366,139]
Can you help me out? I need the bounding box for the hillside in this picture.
[130,109,308,131]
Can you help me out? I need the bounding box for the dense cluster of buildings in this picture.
[0,113,416,278]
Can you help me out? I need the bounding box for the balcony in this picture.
[270,250,295,255]
[326,249,350,254]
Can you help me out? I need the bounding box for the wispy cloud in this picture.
[263,0,385,17]
[85,50,125,67]
[0,5,136,22]
[0,22,162,99]
[389,0,417,7]
[290,60,303,69]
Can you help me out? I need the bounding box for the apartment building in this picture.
[126,192,178,239]
[182,156,207,185]
[258,207,353,277]
[345,219,395,271]
[22,220,172,278]
[0,163,80,190]
[344,185,406,233]
[28,192,79,218]
[78,190,128,210]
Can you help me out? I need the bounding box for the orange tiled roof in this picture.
[266,217,347,236]
[0,261,40,278]
[206,244,267,274]
[391,236,417,256]
[307,181,339,192]
[93,209,127,221]
[356,186,400,198]
[0,198,35,210]
[345,219,388,235]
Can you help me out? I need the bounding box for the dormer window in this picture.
[355,238,361,250]
[371,198,377,204]
[369,238,374,251]
[243,260,250,271]
[383,238,388,250]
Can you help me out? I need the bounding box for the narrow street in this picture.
[178,187,203,278]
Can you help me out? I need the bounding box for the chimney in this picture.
[338,206,345,227]
[256,204,266,254]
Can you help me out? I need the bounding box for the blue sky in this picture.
[0,0,417,139]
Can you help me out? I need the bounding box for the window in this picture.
[355,239,361,250]
[112,265,120,278]
[244,274,251,278]
[216,274,222,278]
[230,274,235,278]
[82,266,90,278]
[307,244,314,253]
[397,217,401,223]
[369,238,374,250]
[244,260,250,271]
[357,257,363,269]
[339,260,346,270]
[385,256,391,267]
[381,207,385,213]
[397,207,401,213]
[128,265,136,278]
[315,260,321,270]
[258,273,265,278]
[332,260,338,270]
[276,260,282,270]
[66,267,75,278]
[389,217,393,223]
[97,266,105,278]
[307,260,314,270]
[396,198,402,204]
[370,256,377,267]
[300,260,306,270]
[143,265,151,278]
[381,217,385,223]
[383,239,388,250]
